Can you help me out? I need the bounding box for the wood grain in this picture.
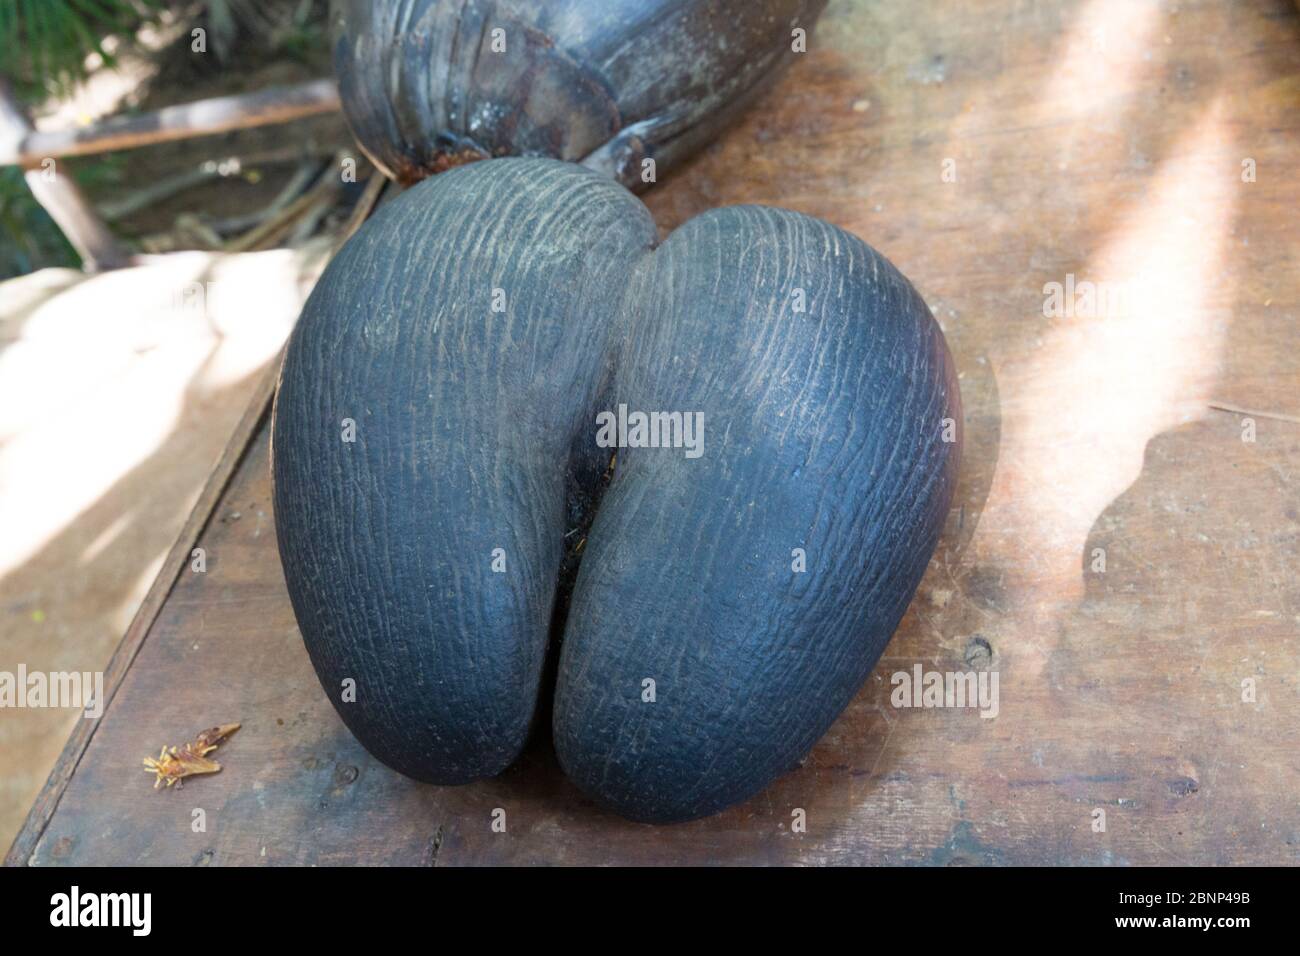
[3,356,282,867]
[10,0,1300,865]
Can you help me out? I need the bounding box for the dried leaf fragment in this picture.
[143,722,241,789]
[193,722,241,751]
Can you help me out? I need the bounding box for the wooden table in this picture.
[10,0,1300,866]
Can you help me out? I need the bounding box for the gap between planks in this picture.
[2,357,282,866]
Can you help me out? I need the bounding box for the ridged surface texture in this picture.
[272,158,962,822]
[331,0,828,186]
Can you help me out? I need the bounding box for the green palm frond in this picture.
[0,0,161,96]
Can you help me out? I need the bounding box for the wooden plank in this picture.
[3,162,382,867]
[3,357,282,867]
[2,79,341,166]
[19,423,454,866]
[11,0,1300,865]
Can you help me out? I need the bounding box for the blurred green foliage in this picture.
[0,0,161,99]
[0,1,158,276]
[0,153,128,278]
[0,166,76,277]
